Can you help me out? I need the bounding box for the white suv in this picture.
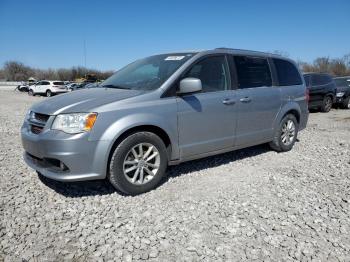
[28,80,68,97]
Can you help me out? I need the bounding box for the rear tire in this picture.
[341,96,350,109]
[321,96,332,112]
[46,90,52,97]
[269,114,299,152]
[108,132,168,195]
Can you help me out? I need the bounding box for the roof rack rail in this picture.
[215,47,278,56]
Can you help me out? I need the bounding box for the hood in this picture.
[31,88,144,115]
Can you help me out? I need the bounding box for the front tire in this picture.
[108,132,168,195]
[341,96,350,109]
[269,114,299,152]
[46,90,52,97]
[28,89,34,96]
[321,96,332,112]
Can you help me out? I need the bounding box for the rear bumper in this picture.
[21,120,110,182]
[52,89,68,94]
[299,110,309,131]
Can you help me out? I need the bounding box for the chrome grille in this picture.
[31,125,44,134]
[33,112,50,123]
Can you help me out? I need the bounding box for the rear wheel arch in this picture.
[276,104,301,127]
[326,93,334,99]
[282,109,300,124]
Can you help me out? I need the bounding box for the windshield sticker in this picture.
[165,56,185,61]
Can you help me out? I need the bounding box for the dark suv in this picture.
[303,73,336,112]
[334,77,350,109]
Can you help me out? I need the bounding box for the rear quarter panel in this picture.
[275,84,308,131]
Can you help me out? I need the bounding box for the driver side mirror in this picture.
[178,78,202,95]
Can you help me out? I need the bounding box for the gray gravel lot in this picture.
[1,90,350,261]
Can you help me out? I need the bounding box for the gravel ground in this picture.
[1,90,350,261]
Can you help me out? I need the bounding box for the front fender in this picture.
[98,112,179,161]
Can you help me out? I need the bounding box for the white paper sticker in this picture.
[165,56,185,61]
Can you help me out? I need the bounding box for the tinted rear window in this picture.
[273,58,302,86]
[53,81,64,85]
[312,74,332,86]
[234,56,272,88]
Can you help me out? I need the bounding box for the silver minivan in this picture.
[21,48,309,195]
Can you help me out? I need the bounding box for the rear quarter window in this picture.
[273,58,302,86]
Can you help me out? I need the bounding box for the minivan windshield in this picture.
[101,53,196,91]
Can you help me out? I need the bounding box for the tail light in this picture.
[305,88,310,103]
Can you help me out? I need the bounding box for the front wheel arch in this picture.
[107,125,172,172]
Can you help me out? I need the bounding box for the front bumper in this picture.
[335,96,345,104]
[21,119,110,182]
[52,89,68,94]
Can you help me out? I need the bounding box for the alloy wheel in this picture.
[281,120,295,146]
[123,143,160,185]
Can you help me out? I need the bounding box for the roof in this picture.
[333,76,350,79]
[303,72,333,76]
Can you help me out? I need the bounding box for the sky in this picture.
[0,0,349,71]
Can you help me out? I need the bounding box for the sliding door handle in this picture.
[239,97,252,103]
[222,98,236,105]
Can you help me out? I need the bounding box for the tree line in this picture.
[0,54,350,82]
[297,54,350,76]
[0,61,114,82]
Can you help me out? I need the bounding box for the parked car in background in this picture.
[84,82,99,88]
[303,73,336,112]
[68,81,99,91]
[28,80,68,97]
[21,48,309,195]
[16,83,29,92]
[334,76,350,109]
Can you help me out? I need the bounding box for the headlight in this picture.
[336,92,345,97]
[25,110,34,120]
[52,113,97,134]
[25,110,31,120]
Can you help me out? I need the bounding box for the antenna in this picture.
[84,39,87,68]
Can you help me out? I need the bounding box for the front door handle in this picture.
[222,98,236,105]
[239,97,252,103]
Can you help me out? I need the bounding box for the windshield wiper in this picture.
[101,84,131,90]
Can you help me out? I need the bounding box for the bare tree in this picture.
[330,58,347,76]
[3,61,34,81]
[313,57,331,73]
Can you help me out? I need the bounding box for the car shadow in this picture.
[164,143,271,182]
[39,143,272,198]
